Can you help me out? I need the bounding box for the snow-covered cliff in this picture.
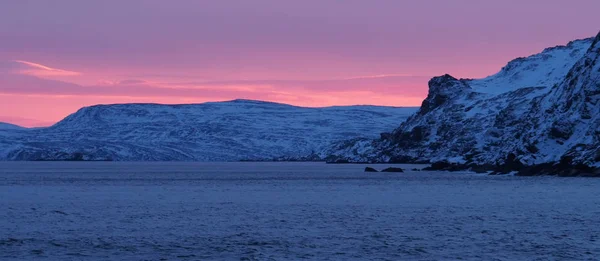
[330,32,600,168]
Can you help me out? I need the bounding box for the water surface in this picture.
[1,162,599,260]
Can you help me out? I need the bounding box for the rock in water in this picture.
[364,167,379,172]
[381,167,404,173]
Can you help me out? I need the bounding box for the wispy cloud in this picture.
[341,74,419,80]
[0,73,428,105]
[11,60,80,77]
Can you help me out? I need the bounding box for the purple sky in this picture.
[1,0,599,126]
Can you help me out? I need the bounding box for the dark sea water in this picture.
[1,162,599,260]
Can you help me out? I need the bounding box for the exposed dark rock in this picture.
[329,159,350,164]
[525,143,540,154]
[381,167,404,173]
[423,161,469,172]
[380,132,392,140]
[520,164,600,177]
[419,74,468,115]
[549,120,574,140]
[391,126,430,145]
[422,158,600,177]
[516,162,555,176]
[424,161,510,174]
[470,165,492,174]
[493,153,525,174]
[423,161,452,171]
[516,157,600,177]
[364,167,379,172]
[387,155,424,164]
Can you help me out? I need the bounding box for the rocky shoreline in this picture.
[348,153,600,177]
[417,155,599,177]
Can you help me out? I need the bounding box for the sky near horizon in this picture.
[0,0,599,127]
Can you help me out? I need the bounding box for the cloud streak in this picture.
[0,72,428,100]
[12,60,81,77]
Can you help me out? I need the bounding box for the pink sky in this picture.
[1,0,599,127]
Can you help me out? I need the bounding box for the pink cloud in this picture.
[0,72,428,99]
[11,60,80,77]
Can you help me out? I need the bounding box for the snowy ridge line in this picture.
[0,100,418,161]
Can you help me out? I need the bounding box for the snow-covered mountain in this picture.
[0,100,417,161]
[330,32,600,168]
[0,122,25,130]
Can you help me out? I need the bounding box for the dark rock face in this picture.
[516,163,555,176]
[381,167,404,173]
[492,153,525,174]
[380,132,392,140]
[330,159,350,164]
[423,161,466,171]
[422,162,494,173]
[421,157,600,177]
[516,159,600,177]
[470,165,491,174]
[387,155,425,164]
[364,167,379,172]
[419,75,469,116]
[549,120,574,140]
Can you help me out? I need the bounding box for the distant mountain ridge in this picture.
[0,122,25,130]
[0,100,418,161]
[329,32,600,169]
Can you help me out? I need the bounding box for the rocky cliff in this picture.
[329,32,600,171]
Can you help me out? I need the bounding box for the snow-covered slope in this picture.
[330,32,600,167]
[0,122,25,130]
[0,100,417,161]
